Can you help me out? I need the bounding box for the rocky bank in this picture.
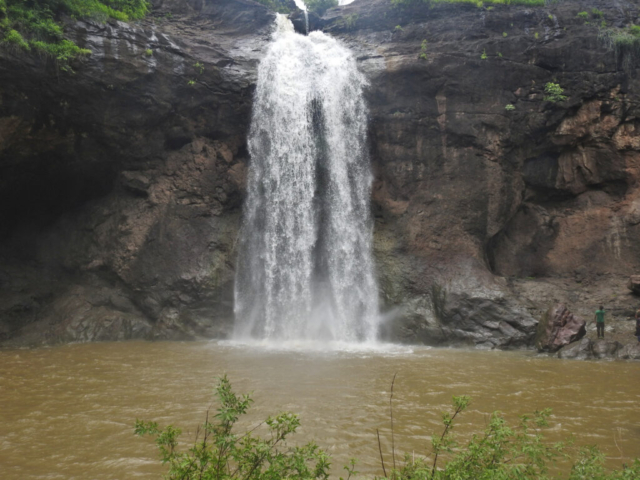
[1,0,640,356]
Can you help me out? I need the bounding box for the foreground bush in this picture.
[135,375,338,480]
[136,377,640,479]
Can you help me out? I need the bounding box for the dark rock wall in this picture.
[1,0,639,347]
[0,0,271,344]
[327,0,640,346]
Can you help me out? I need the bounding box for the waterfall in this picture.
[234,15,379,343]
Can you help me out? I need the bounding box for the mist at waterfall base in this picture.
[232,16,387,352]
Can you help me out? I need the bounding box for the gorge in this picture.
[1,0,640,354]
[2,1,640,478]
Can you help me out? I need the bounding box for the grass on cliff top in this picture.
[392,0,547,7]
[0,0,149,70]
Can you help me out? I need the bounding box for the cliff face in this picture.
[0,0,270,343]
[326,0,640,347]
[1,0,639,348]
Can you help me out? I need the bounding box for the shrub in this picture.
[139,378,640,480]
[505,103,515,111]
[342,13,358,29]
[31,38,90,69]
[135,376,334,480]
[419,38,427,59]
[144,48,152,56]
[2,28,29,49]
[544,82,567,102]
[480,48,487,59]
[599,25,640,70]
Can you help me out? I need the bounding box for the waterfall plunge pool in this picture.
[1,341,639,478]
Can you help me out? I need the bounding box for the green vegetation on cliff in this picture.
[599,24,640,69]
[0,0,149,69]
[137,377,640,480]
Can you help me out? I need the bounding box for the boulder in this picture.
[290,10,323,34]
[535,304,586,353]
[617,343,640,360]
[628,276,640,295]
[557,338,593,360]
[592,339,623,359]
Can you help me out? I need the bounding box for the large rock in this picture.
[592,339,623,359]
[535,304,586,353]
[0,0,268,346]
[557,338,593,360]
[628,276,640,295]
[617,343,640,360]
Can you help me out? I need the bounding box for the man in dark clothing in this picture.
[635,308,640,344]
[594,306,605,339]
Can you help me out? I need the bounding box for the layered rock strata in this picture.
[1,0,640,351]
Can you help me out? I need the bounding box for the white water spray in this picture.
[234,16,379,343]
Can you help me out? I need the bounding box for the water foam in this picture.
[234,16,379,344]
[216,339,416,357]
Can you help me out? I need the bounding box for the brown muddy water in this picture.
[1,340,639,479]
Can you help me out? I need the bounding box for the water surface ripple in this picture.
[1,341,639,478]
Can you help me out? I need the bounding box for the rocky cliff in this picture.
[1,0,639,349]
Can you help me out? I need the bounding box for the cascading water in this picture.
[233,15,379,343]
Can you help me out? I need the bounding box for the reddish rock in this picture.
[536,304,586,353]
[628,276,640,295]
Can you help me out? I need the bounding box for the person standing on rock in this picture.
[635,307,640,344]
[594,306,606,339]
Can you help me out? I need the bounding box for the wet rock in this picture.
[617,343,640,360]
[290,10,323,34]
[535,304,586,353]
[557,338,593,360]
[379,259,538,348]
[592,339,623,359]
[628,276,640,295]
